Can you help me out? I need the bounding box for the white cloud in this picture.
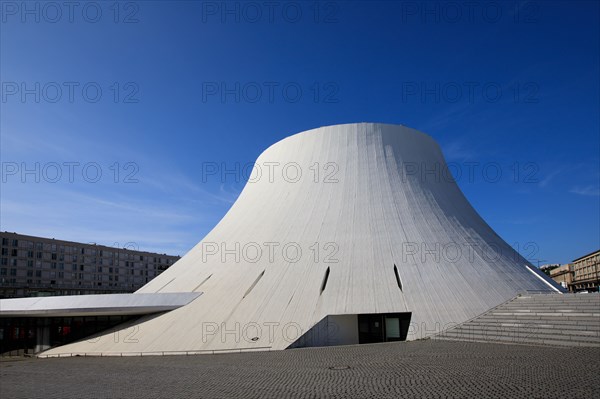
[570,185,600,197]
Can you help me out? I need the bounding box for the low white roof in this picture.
[0,292,202,317]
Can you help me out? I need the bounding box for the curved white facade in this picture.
[42,123,562,356]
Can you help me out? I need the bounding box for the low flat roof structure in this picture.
[0,293,202,317]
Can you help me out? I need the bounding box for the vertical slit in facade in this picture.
[156,277,175,293]
[243,270,265,298]
[320,267,330,295]
[394,264,402,291]
[193,274,212,292]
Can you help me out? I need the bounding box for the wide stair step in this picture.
[434,293,600,347]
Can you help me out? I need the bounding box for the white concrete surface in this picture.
[0,292,201,316]
[39,123,563,356]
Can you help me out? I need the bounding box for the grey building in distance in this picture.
[0,232,181,298]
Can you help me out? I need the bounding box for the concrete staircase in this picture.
[434,293,600,347]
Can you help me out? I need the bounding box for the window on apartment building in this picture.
[51,253,57,260]
[27,270,33,277]
[11,259,17,266]
[27,260,33,267]
[36,252,42,259]
[27,251,34,258]
[10,249,17,256]
[10,269,16,276]
[0,268,6,275]
[1,238,8,246]
[1,248,7,256]
[1,258,7,266]
[12,239,18,247]
[51,262,57,269]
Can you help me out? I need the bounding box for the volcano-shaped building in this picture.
[39,123,562,356]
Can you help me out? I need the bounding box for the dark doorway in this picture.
[358,312,411,344]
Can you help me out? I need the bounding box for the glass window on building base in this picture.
[358,313,411,344]
[290,312,412,348]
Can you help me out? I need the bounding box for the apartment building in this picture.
[0,232,181,298]
[571,249,600,292]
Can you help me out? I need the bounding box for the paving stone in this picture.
[0,340,598,399]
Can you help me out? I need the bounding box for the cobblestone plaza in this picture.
[1,340,598,398]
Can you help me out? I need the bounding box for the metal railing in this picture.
[516,289,561,296]
[37,346,273,358]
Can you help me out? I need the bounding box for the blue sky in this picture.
[1,1,598,264]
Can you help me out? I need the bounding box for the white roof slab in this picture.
[0,292,202,317]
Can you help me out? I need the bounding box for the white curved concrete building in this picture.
[39,123,562,356]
